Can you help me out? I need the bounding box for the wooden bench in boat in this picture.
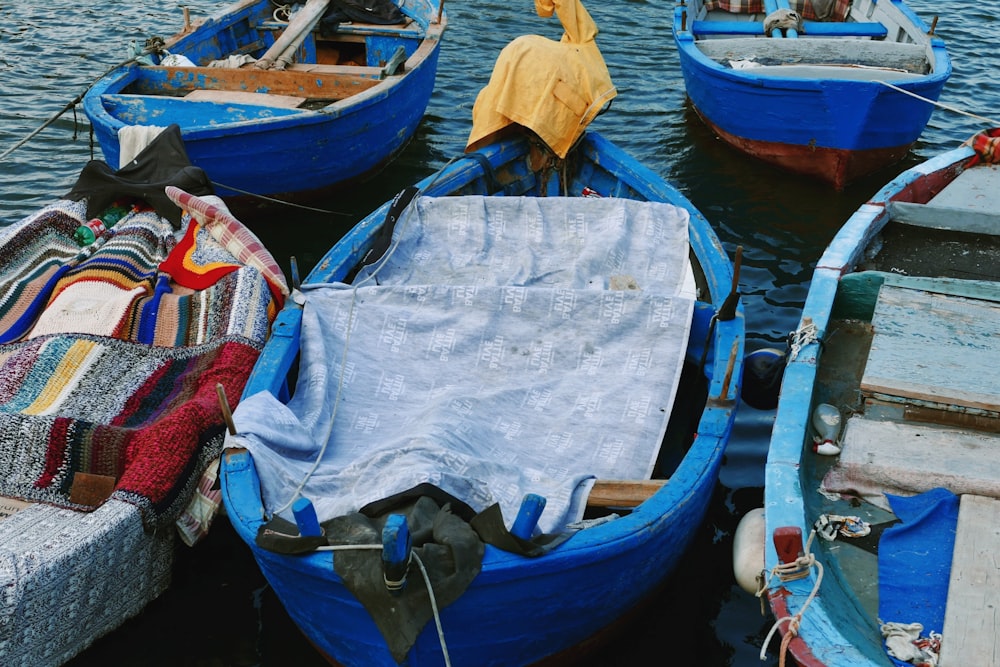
[861,283,1000,414]
[184,89,306,107]
[692,19,888,38]
[939,494,1000,667]
[890,164,1000,235]
[587,479,666,508]
[696,38,928,73]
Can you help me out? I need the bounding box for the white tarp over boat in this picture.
[230,196,696,534]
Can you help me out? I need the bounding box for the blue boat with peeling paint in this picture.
[745,132,1000,666]
[82,0,445,201]
[220,129,745,666]
[673,0,950,190]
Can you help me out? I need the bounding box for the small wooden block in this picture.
[69,472,117,507]
[587,479,666,508]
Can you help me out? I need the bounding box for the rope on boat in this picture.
[316,544,453,666]
[207,180,353,216]
[757,529,824,667]
[875,80,1000,127]
[787,318,817,361]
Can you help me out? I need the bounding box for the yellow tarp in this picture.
[465,0,617,158]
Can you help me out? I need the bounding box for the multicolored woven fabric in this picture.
[0,192,281,528]
[702,0,850,21]
[969,128,1000,165]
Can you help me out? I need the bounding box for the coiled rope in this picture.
[757,529,824,667]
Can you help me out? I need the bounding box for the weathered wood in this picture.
[835,417,1000,500]
[587,479,666,508]
[135,65,381,99]
[861,283,1000,412]
[939,494,1000,667]
[185,89,305,107]
[889,201,1000,234]
[696,37,927,72]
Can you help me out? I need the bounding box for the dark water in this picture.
[1,1,996,664]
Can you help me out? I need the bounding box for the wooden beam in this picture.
[587,479,666,508]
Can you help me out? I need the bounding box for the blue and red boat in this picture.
[673,0,950,189]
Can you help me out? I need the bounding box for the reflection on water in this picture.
[1,0,996,663]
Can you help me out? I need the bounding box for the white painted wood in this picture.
[184,89,305,107]
[861,284,1000,411]
[940,494,1000,667]
[834,417,1000,500]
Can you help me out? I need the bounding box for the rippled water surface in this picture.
[1,0,996,664]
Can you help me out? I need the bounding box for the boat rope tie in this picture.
[787,318,818,361]
[317,544,453,667]
[875,81,1000,127]
[757,529,824,666]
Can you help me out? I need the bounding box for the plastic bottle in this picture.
[73,202,131,246]
[812,403,842,455]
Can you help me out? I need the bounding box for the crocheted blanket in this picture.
[0,194,284,528]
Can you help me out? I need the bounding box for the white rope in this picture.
[316,544,452,666]
[757,530,824,664]
[875,80,1000,127]
[788,319,818,361]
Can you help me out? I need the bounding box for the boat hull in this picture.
[672,0,951,189]
[221,131,745,666]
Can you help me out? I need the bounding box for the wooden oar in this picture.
[256,0,331,71]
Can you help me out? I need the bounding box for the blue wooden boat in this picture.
[742,130,1000,666]
[82,0,446,200]
[672,0,950,189]
[219,126,746,665]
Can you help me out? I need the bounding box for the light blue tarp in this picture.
[230,196,695,534]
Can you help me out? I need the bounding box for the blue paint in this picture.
[220,130,744,666]
[292,497,323,537]
[511,494,546,540]
[381,514,411,596]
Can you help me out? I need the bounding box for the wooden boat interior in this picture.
[102,1,440,118]
[798,161,1000,664]
[678,0,938,75]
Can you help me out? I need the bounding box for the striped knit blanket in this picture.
[0,193,284,528]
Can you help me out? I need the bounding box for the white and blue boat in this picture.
[83,0,446,201]
[744,130,1000,666]
[672,0,950,189]
[219,124,746,665]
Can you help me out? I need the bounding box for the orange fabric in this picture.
[466,0,616,158]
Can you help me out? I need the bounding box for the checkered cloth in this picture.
[703,0,850,20]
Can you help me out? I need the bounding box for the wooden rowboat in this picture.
[672,0,951,189]
[82,0,446,202]
[745,129,1000,665]
[219,125,746,665]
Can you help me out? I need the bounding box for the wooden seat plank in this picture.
[939,494,1000,667]
[692,19,887,38]
[861,283,1000,412]
[185,89,305,107]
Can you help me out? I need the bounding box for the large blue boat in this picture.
[219,126,746,665]
[83,0,445,201]
[672,0,950,189]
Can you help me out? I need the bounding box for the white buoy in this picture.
[733,507,765,595]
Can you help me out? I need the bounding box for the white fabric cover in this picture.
[230,196,695,534]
